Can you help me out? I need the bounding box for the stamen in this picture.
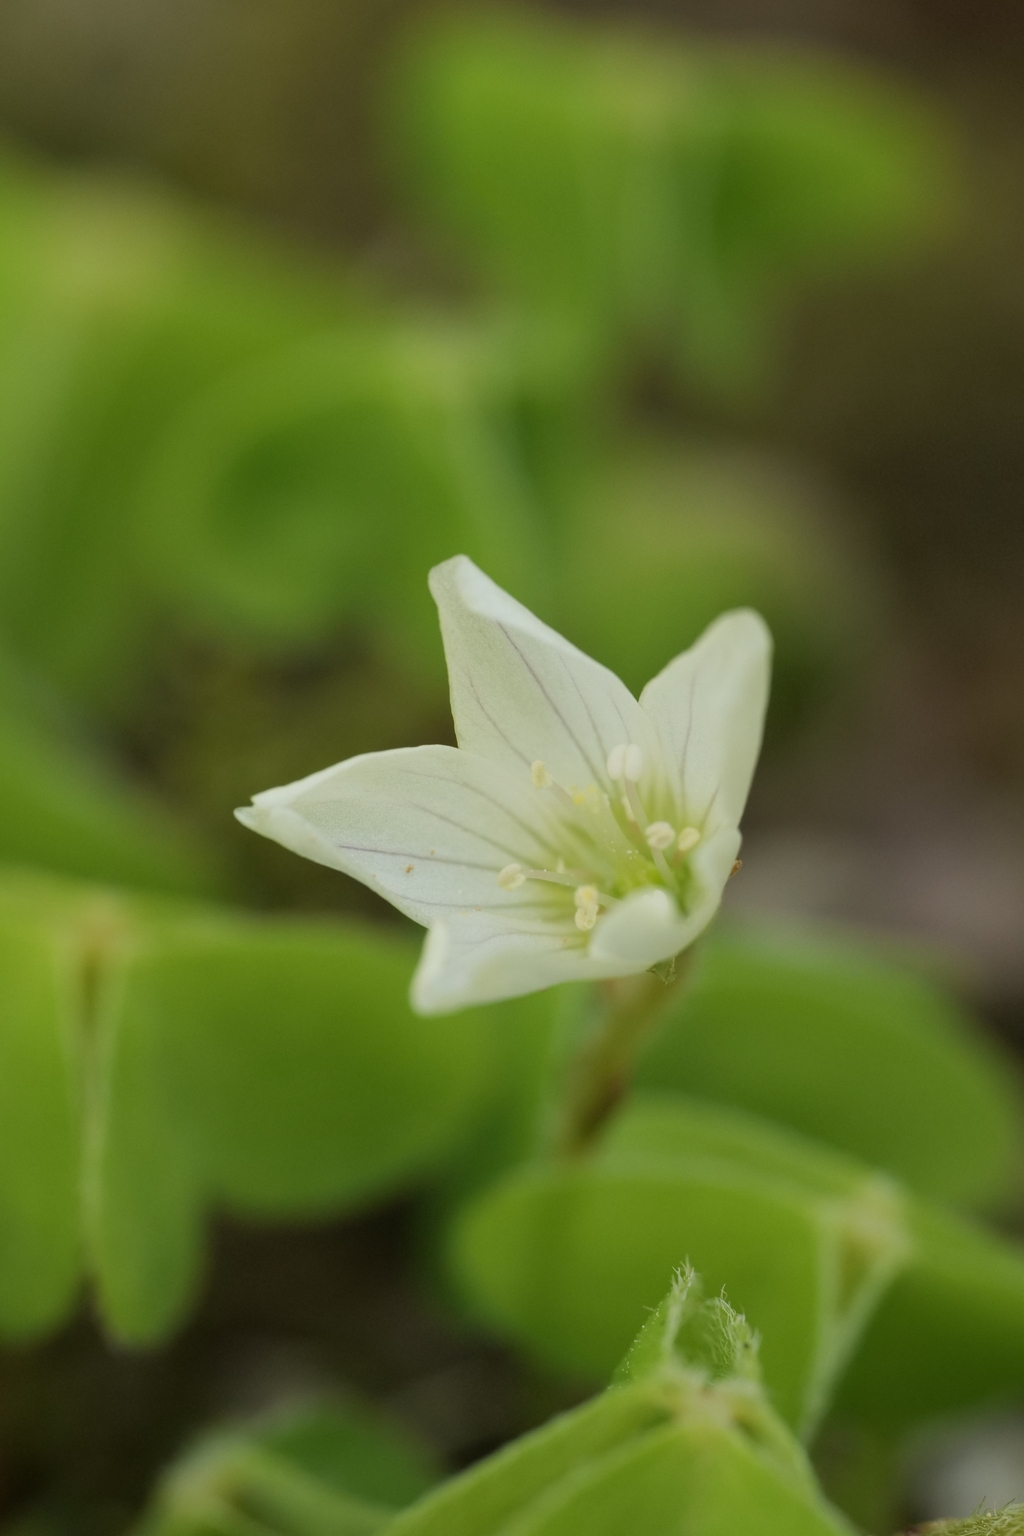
[530,760,580,815]
[524,867,590,888]
[645,821,676,851]
[574,883,600,932]
[623,744,644,782]
[606,742,644,783]
[621,778,650,838]
[677,826,701,854]
[497,863,526,890]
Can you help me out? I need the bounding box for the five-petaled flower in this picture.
[235,557,771,1014]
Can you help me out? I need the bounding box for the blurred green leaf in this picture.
[0,165,353,708]
[449,1091,1024,1436]
[450,1093,910,1434]
[556,439,884,737]
[138,1399,438,1536]
[0,868,493,1343]
[383,1269,850,1535]
[635,926,1024,1210]
[391,9,954,396]
[0,646,220,895]
[139,315,567,667]
[0,913,81,1336]
[256,1404,437,1509]
[836,1196,1024,1431]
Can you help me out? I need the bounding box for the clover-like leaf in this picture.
[0,161,351,707]
[140,318,564,665]
[0,647,219,895]
[390,9,953,396]
[449,1092,1024,1437]
[450,1093,910,1435]
[137,1398,438,1536]
[0,867,495,1343]
[636,926,1024,1209]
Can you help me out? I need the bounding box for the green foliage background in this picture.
[0,4,1022,1535]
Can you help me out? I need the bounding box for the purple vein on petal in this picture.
[496,623,606,783]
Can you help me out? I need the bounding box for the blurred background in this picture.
[0,0,1023,1530]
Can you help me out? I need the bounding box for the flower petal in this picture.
[429,555,661,795]
[235,744,565,928]
[639,610,771,833]
[412,913,602,1014]
[586,888,688,970]
[412,823,742,1012]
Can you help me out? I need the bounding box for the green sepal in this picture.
[383,1270,850,1536]
[918,1512,1024,1535]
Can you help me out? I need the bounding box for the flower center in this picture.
[496,744,702,938]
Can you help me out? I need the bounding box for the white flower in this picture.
[235,556,771,1014]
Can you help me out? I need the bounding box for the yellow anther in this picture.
[645,821,676,851]
[497,863,526,890]
[575,906,598,931]
[677,826,701,854]
[531,760,553,789]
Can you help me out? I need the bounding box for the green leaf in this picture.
[0,647,220,895]
[0,868,492,1343]
[384,1270,851,1535]
[137,1400,438,1536]
[449,1092,1024,1438]
[635,927,1023,1210]
[257,1404,437,1510]
[0,165,351,708]
[390,10,953,396]
[0,912,81,1335]
[449,1094,910,1435]
[139,316,559,666]
[835,1197,1024,1430]
[89,908,492,1341]
[556,441,883,739]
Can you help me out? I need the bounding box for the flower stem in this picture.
[554,951,695,1158]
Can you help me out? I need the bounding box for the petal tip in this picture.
[711,607,774,659]
[428,552,476,602]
